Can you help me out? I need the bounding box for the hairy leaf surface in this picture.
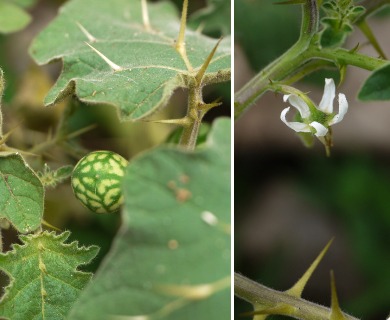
[0,231,99,320]
[0,153,44,233]
[29,0,231,121]
[68,118,231,319]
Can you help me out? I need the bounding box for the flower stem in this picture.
[235,39,386,119]
[234,0,388,119]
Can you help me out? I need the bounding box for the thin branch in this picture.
[234,273,360,320]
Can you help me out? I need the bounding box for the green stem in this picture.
[234,0,389,119]
[0,68,4,138]
[179,119,201,151]
[179,86,203,151]
[235,42,311,118]
[309,47,386,70]
[235,39,386,119]
[235,0,319,118]
[283,60,336,85]
[235,273,360,320]
[29,123,95,154]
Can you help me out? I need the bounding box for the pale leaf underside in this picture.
[29,0,231,121]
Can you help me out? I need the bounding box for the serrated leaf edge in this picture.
[0,231,99,319]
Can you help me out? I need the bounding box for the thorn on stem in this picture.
[330,271,347,320]
[285,238,334,298]
[145,117,191,127]
[195,38,223,84]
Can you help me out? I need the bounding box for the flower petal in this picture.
[329,93,348,125]
[310,121,328,137]
[281,107,311,132]
[284,94,311,119]
[318,78,336,114]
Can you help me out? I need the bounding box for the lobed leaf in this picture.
[0,231,99,320]
[29,0,231,121]
[68,118,231,319]
[0,152,44,233]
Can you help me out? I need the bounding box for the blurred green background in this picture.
[235,1,390,319]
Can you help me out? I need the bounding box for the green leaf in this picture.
[319,1,365,48]
[189,0,231,36]
[29,0,231,121]
[0,68,4,136]
[0,231,99,320]
[349,6,365,22]
[11,0,37,8]
[320,18,353,48]
[68,118,231,320]
[358,63,390,101]
[0,1,31,34]
[166,122,211,145]
[0,152,44,233]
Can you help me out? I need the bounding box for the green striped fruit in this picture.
[71,151,128,214]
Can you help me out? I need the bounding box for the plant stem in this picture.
[0,68,4,137]
[235,0,319,118]
[235,273,360,320]
[179,86,203,150]
[234,0,388,119]
[234,42,309,118]
[309,47,386,70]
[235,39,386,119]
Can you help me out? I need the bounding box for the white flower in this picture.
[280,78,348,138]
